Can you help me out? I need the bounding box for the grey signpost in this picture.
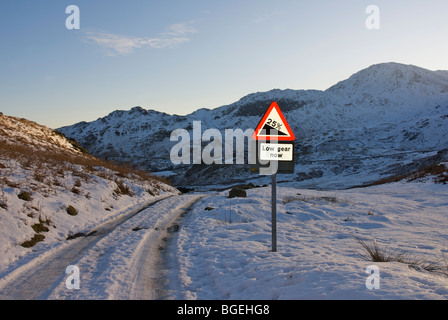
[271,173,277,252]
[251,101,296,252]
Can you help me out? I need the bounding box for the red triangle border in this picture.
[252,101,296,141]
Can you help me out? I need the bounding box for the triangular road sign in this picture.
[252,101,295,141]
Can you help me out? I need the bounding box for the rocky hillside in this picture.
[0,113,178,268]
[58,62,448,189]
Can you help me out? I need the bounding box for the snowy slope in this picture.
[0,113,179,274]
[58,62,448,189]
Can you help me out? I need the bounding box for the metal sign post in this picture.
[271,173,277,252]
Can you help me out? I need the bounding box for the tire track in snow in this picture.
[0,194,178,300]
[125,194,207,300]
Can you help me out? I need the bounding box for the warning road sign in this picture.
[252,101,295,141]
[250,102,297,252]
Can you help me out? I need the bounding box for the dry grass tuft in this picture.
[0,136,172,195]
[355,237,448,276]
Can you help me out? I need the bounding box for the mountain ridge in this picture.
[58,62,448,189]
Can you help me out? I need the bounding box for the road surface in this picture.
[0,194,206,300]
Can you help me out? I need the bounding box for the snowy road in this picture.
[0,194,206,300]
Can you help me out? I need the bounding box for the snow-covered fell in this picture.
[0,113,178,272]
[58,62,448,189]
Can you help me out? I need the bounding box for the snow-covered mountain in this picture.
[58,62,448,189]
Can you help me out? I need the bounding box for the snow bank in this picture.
[0,158,177,276]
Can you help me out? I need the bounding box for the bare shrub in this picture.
[74,179,82,187]
[18,190,32,201]
[33,170,46,183]
[53,178,62,187]
[21,233,45,248]
[114,179,133,196]
[0,190,7,209]
[355,237,448,276]
[71,186,81,195]
[66,205,78,216]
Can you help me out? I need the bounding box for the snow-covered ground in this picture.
[2,179,447,300]
[0,157,177,273]
[167,180,448,300]
[0,194,204,300]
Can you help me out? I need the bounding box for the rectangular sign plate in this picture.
[259,143,293,161]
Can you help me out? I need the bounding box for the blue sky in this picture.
[1,0,447,128]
